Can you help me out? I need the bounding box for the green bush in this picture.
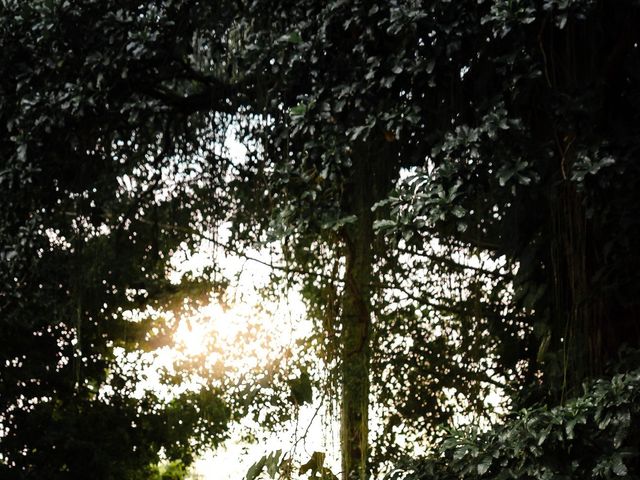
[396,369,640,480]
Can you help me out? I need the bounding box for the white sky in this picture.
[111,132,342,479]
[157,237,341,479]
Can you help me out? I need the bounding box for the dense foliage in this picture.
[399,360,640,480]
[1,0,640,479]
[229,0,640,474]
[0,1,237,477]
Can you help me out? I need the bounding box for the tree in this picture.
[0,1,236,476]
[378,0,640,401]
[224,1,529,476]
[1,1,498,476]
[205,0,640,474]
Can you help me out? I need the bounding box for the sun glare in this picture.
[174,317,210,355]
[173,302,263,357]
[174,303,256,355]
[156,250,318,479]
[169,297,307,374]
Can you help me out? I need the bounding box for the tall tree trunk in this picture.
[339,140,395,480]
[549,181,597,399]
[340,194,373,480]
[549,179,640,400]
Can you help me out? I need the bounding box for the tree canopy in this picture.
[1,0,640,479]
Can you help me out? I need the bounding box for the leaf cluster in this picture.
[398,365,640,480]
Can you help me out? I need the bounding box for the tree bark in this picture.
[339,140,395,480]
[340,194,373,480]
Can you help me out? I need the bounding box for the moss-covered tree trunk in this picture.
[339,140,395,480]
[340,194,373,480]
